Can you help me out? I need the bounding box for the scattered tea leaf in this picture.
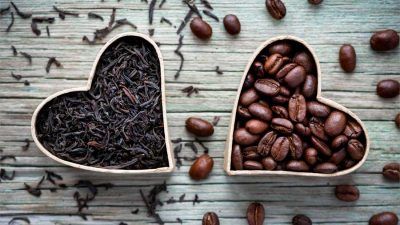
[46,57,62,73]
[215,66,223,74]
[201,0,213,10]
[88,12,103,21]
[0,4,10,15]
[8,217,31,225]
[149,28,155,36]
[149,0,157,24]
[24,182,42,197]
[31,21,41,36]
[0,168,16,181]
[179,193,185,202]
[212,116,220,126]
[177,218,183,224]
[171,138,182,143]
[174,35,185,79]
[24,80,30,86]
[185,142,198,154]
[32,16,55,23]
[183,0,202,19]
[195,138,209,153]
[119,223,128,225]
[203,9,218,22]
[6,12,14,32]
[46,25,50,37]
[176,9,193,34]
[11,72,22,80]
[11,45,17,56]
[160,17,172,26]
[22,138,30,151]
[166,197,176,204]
[53,5,79,20]
[108,8,116,28]
[19,52,32,65]
[116,18,137,29]
[11,2,32,19]
[193,194,200,205]
[0,155,17,162]
[159,0,166,8]
[131,208,139,214]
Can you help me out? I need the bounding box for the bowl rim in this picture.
[31,32,175,174]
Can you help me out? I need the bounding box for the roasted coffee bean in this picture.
[272,95,290,104]
[370,29,399,51]
[346,139,364,160]
[289,133,303,159]
[293,51,315,74]
[234,128,260,146]
[314,162,338,173]
[264,53,287,75]
[254,78,280,96]
[369,212,398,225]
[308,0,322,5]
[243,160,264,170]
[329,148,347,165]
[271,136,289,161]
[376,79,400,98]
[286,160,309,172]
[342,159,356,169]
[238,105,252,118]
[284,65,307,88]
[190,17,212,40]
[268,41,292,56]
[335,185,360,202]
[231,144,243,170]
[307,101,331,117]
[395,113,400,128]
[243,146,261,160]
[240,88,260,106]
[295,123,311,137]
[271,118,293,134]
[223,14,241,35]
[343,119,363,138]
[244,73,256,89]
[246,119,269,134]
[311,136,332,157]
[304,148,318,165]
[249,102,273,121]
[292,214,312,225]
[189,154,213,180]
[331,135,349,150]
[302,75,317,98]
[288,94,307,123]
[253,61,265,77]
[324,111,347,137]
[203,212,220,225]
[272,106,289,119]
[258,131,277,156]
[186,117,214,137]
[247,202,265,225]
[262,157,277,170]
[382,162,400,182]
[279,86,291,96]
[265,0,286,20]
[339,44,356,73]
[276,63,297,81]
[309,117,329,141]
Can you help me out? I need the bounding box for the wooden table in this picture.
[0,0,399,224]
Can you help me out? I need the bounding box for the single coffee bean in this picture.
[324,111,347,137]
[279,86,291,96]
[231,144,243,170]
[223,14,241,35]
[257,131,277,156]
[346,139,364,161]
[272,95,290,104]
[254,79,281,96]
[307,101,331,117]
[276,63,297,81]
[268,41,292,56]
[339,44,356,73]
[342,159,356,169]
[395,113,400,128]
[240,88,260,106]
[234,128,260,146]
[329,148,347,165]
[331,135,349,150]
[288,94,307,123]
[293,51,315,74]
[246,119,269,134]
[284,65,307,88]
[311,136,332,157]
[243,160,264,170]
[243,146,261,160]
[253,61,265,77]
[302,75,317,98]
[186,117,214,137]
[343,119,363,138]
[289,133,303,159]
[262,157,277,170]
[266,0,286,20]
[304,148,318,165]
[249,102,273,121]
[272,105,289,119]
[308,0,322,5]
[376,79,400,98]
[264,53,288,75]
[369,212,399,225]
[189,154,213,180]
[370,29,399,51]
[271,136,290,161]
[382,162,400,182]
[309,117,329,141]
[271,118,293,134]
[238,105,252,118]
[190,17,212,40]
[203,212,220,225]
[335,185,360,202]
[292,214,312,225]
[295,123,311,137]
[244,73,256,89]
[286,160,310,172]
[247,202,265,225]
[314,162,338,173]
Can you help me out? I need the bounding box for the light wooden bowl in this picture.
[31,32,174,174]
[224,35,370,177]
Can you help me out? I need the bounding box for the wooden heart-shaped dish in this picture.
[31,32,174,174]
[224,36,370,177]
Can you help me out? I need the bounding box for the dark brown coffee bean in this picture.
[307,101,331,117]
[304,148,318,165]
[203,212,220,225]
[240,88,260,106]
[284,65,307,88]
[246,119,269,134]
[189,154,213,180]
[308,0,322,5]
[309,117,329,141]
[343,119,363,138]
[254,78,280,96]
[268,41,292,56]
[329,148,347,165]
[272,106,289,119]
[234,128,260,146]
[249,102,273,121]
[289,133,303,159]
[231,144,243,170]
[271,118,293,134]
[271,136,289,161]
[331,135,349,150]
[395,113,400,128]
[314,162,338,174]
[286,160,309,172]
[243,160,264,170]
[346,139,364,161]
[244,73,256,89]
[223,14,241,35]
[238,105,252,119]
[264,53,287,75]
[376,79,400,98]
[288,94,307,123]
[324,111,347,137]
[262,157,277,170]
[258,131,277,156]
[295,123,311,137]
[339,44,356,73]
[369,212,398,225]
[247,202,265,225]
[292,214,312,225]
[293,51,315,74]
[311,136,332,157]
[302,75,317,98]
[342,159,356,169]
[186,117,214,137]
[272,95,290,104]
[335,185,360,202]
[252,61,265,77]
[382,162,400,182]
[243,146,261,160]
[279,86,291,96]
[276,63,297,81]
[190,17,212,40]
[370,29,399,51]
[265,0,286,20]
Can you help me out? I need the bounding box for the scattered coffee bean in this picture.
[223,14,240,35]
[189,154,213,180]
[370,29,399,51]
[247,202,265,225]
[369,212,398,225]
[339,44,356,73]
[382,163,400,182]
[292,214,312,225]
[335,185,360,202]
[308,0,322,5]
[266,0,286,20]
[190,17,212,40]
[376,79,400,98]
[395,113,400,128]
[186,117,214,137]
[202,212,220,225]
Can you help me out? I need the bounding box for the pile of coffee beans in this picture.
[231,40,367,174]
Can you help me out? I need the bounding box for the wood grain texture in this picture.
[0,0,399,224]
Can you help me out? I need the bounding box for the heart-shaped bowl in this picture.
[31,32,174,174]
[224,35,370,177]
